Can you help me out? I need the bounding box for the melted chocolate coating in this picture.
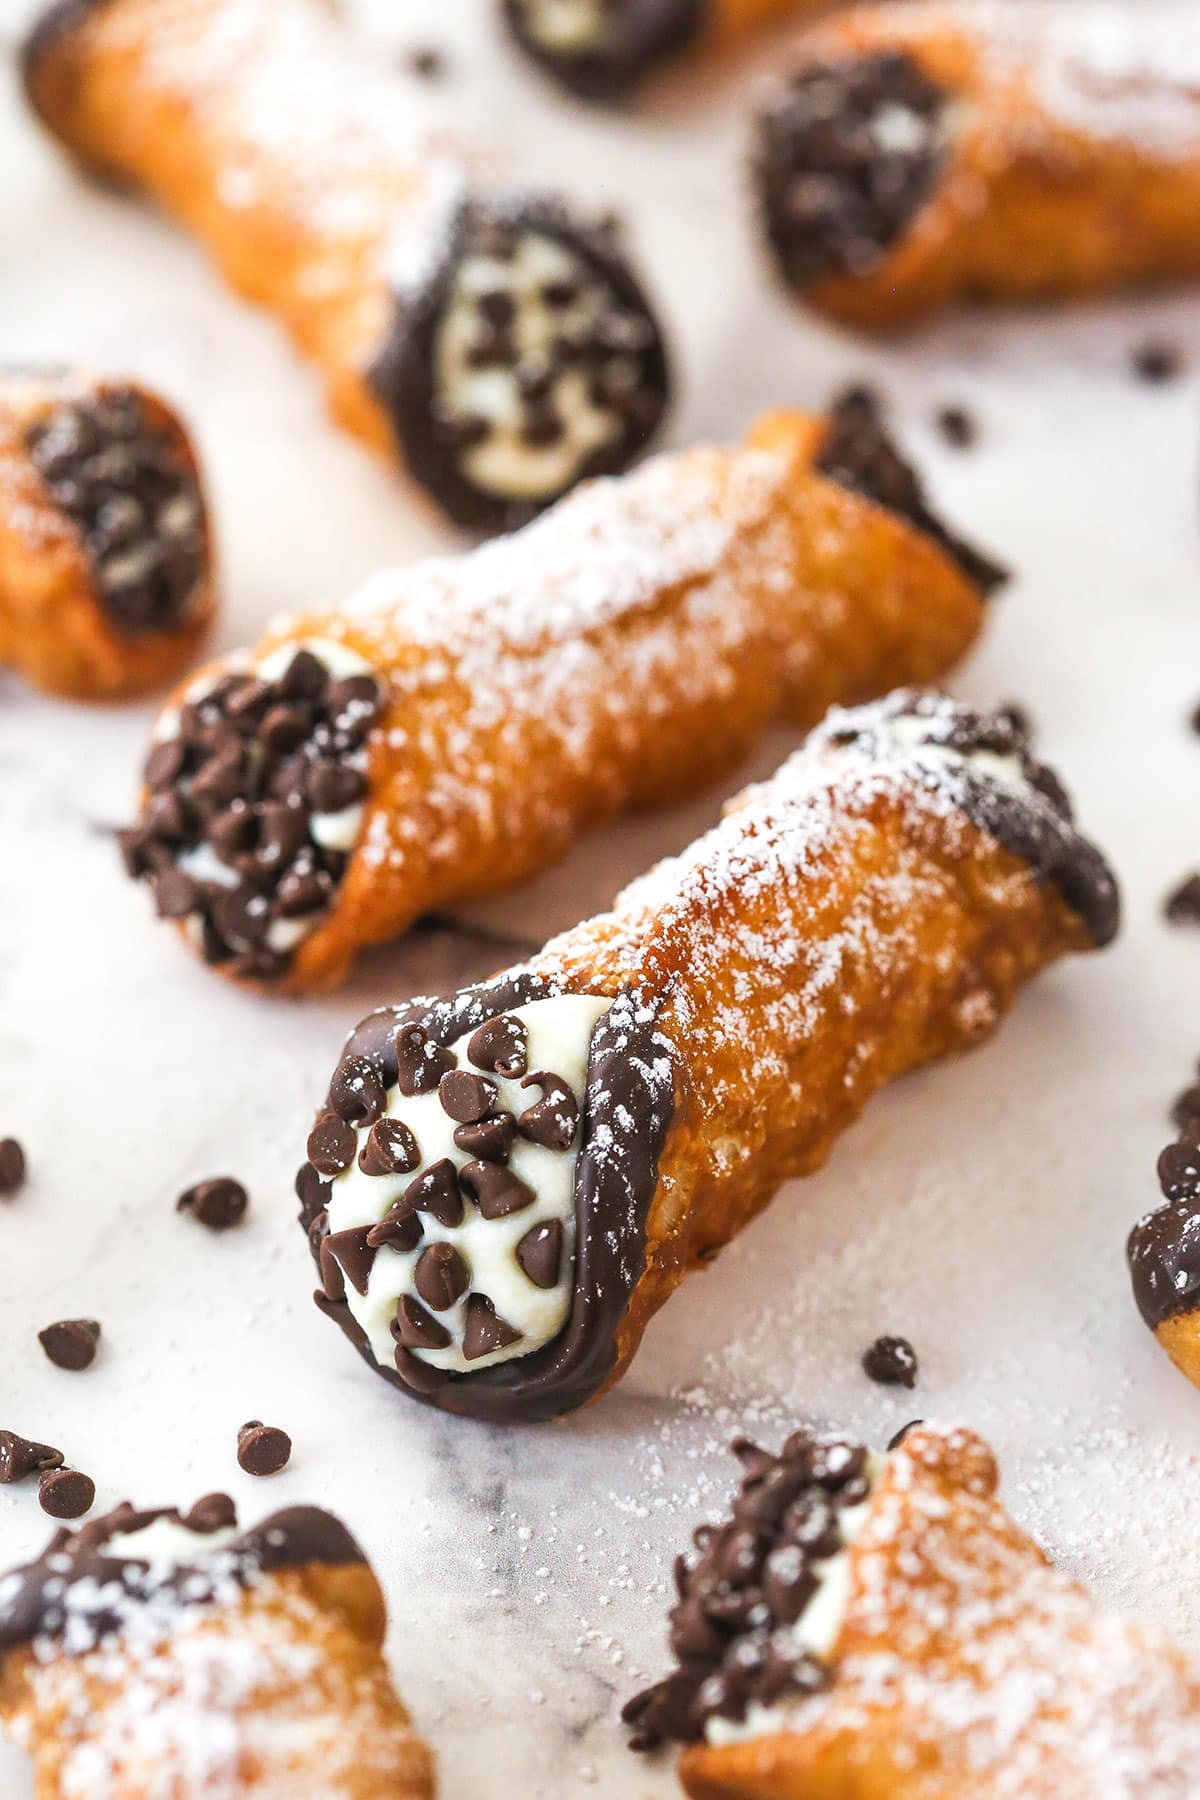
[1128,1200,1200,1330]
[302,971,674,1422]
[368,193,671,534]
[0,1500,366,1652]
[501,0,705,100]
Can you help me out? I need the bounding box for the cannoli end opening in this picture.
[501,0,706,100]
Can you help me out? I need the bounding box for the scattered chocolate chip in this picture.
[453,1111,517,1161]
[1133,340,1185,384]
[393,1293,452,1351]
[39,1467,95,1519]
[236,1421,292,1477]
[935,404,976,449]
[323,1227,378,1298]
[517,1071,579,1150]
[176,1176,249,1232]
[862,1334,918,1388]
[0,1430,63,1484]
[467,1014,528,1079]
[516,1219,563,1288]
[462,1294,521,1360]
[887,1419,924,1451]
[1165,874,1200,926]
[1189,700,1200,737]
[365,1202,424,1253]
[394,1024,455,1097]
[306,1112,358,1177]
[460,1160,536,1219]
[414,1242,470,1312]
[0,1137,26,1197]
[38,1319,100,1372]
[358,1117,420,1177]
[438,1069,498,1124]
[183,1491,238,1532]
[404,1158,464,1227]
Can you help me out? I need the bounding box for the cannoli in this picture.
[0,369,213,699]
[501,0,822,103]
[118,396,1002,990]
[0,1495,436,1798]
[753,2,1200,331]
[22,0,671,534]
[1127,1115,1200,1390]
[298,691,1117,1422]
[624,1423,1200,1796]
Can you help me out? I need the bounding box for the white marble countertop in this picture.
[4,1,1200,1793]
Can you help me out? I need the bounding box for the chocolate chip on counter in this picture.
[414,1242,470,1312]
[183,1491,238,1532]
[460,1160,536,1219]
[462,1294,522,1360]
[406,44,447,79]
[38,1319,100,1371]
[394,1024,455,1097]
[453,1112,516,1162]
[0,1137,26,1197]
[1165,874,1200,926]
[236,1421,292,1477]
[438,1069,498,1124]
[887,1419,924,1451]
[1133,339,1185,384]
[39,1467,95,1520]
[935,404,976,449]
[358,1117,420,1177]
[324,1227,377,1297]
[1189,700,1200,737]
[517,1071,579,1150]
[0,1430,63,1484]
[516,1219,563,1288]
[392,1294,452,1351]
[365,1202,424,1253]
[862,1334,918,1389]
[176,1177,249,1231]
[404,1158,464,1228]
[466,1014,528,1079]
[306,1112,358,1177]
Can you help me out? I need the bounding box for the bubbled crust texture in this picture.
[778,3,1200,330]
[153,411,984,991]
[0,1563,436,1800]
[0,372,213,698]
[516,746,1097,1406]
[677,1427,1200,1799]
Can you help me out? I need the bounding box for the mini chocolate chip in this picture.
[809,1440,867,1489]
[462,1294,521,1360]
[393,1345,451,1392]
[365,1203,423,1253]
[190,741,245,808]
[323,1226,377,1297]
[38,1319,100,1371]
[438,1070,497,1123]
[460,1160,536,1219]
[183,1492,237,1532]
[477,289,516,329]
[1159,1138,1200,1202]
[1173,1084,1200,1132]
[275,866,331,918]
[210,884,269,948]
[763,1544,818,1626]
[414,1241,470,1311]
[358,1117,420,1177]
[394,1024,455,1096]
[144,738,185,789]
[404,1158,464,1227]
[467,1014,528,1078]
[259,704,310,755]
[0,1430,63,1483]
[307,761,366,814]
[516,1219,563,1288]
[392,1293,451,1351]
[329,1054,387,1126]
[516,358,555,402]
[278,648,327,700]
[518,1071,579,1150]
[434,408,491,450]
[0,1137,26,1197]
[295,1162,330,1227]
[236,1420,292,1477]
[39,1468,94,1519]
[542,279,579,308]
[256,800,308,867]
[887,1419,924,1451]
[521,407,565,448]
[862,1334,918,1388]
[224,676,269,725]
[306,1112,357,1177]
[146,789,191,841]
[406,44,446,78]
[176,1177,249,1231]
[1165,875,1200,925]
[453,1112,516,1161]
[935,405,976,448]
[153,868,200,919]
[208,805,256,861]
[1133,339,1185,384]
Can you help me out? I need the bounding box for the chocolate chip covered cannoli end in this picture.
[1128,1123,1200,1388]
[369,194,671,533]
[753,51,949,297]
[501,0,704,101]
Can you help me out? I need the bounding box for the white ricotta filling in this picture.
[324,994,609,1374]
[104,1519,240,1566]
[435,233,638,501]
[887,712,1028,789]
[520,0,615,54]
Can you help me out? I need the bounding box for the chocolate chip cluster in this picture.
[755,52,946,288]
[624,1430,874,1749]
[1128,1112,1200,1333]
[301,1011,579,1393]
[119,648,383,981]
[26,388,207,633]
[814,387,1008,596]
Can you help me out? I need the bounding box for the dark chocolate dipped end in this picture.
[1128,1120,1200,1330]
[814,691,1121,950]
[119,648,385,983]
[815,387,1008,597]
[0,1497,367,1654]
[501,0,705,101]
[369,193,670,534]
[26,386,210,635]
[754,51,948,293]
[624,1429,875,1749]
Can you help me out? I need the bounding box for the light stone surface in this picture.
[3,0,1200,1793]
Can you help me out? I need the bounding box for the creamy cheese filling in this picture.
[887,711,1027,788]
[104,1518,240,1566]
[325,994,609,1373]
[518,0,616,53]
